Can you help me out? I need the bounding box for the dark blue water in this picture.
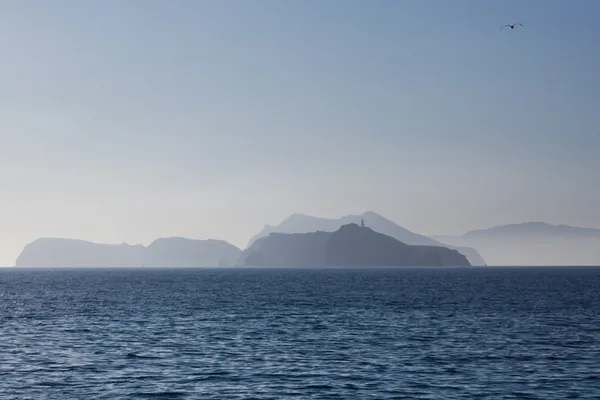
[1,267,599,399]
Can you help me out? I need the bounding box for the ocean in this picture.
[1,266,599,399]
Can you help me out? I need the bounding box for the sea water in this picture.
[1,266,599,399]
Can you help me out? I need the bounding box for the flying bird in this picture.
[501,23,523,31]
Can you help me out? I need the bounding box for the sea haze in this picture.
[1,267,599,398]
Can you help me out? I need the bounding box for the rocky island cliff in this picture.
[239,223,471,267]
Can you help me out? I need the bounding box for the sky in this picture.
[0,0,599,265]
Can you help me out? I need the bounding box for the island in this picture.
[239,222,471,267]
[15,237,242,267]
[247,211,485,265]
[434,221,600,266]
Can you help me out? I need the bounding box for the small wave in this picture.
[134,391,187,399]
[307,384,334,390]
[126,353,161,360]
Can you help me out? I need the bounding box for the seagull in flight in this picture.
[501,23,523,31]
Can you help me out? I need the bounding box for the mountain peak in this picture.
[359,211,385,219]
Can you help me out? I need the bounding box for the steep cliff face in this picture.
[239,224,471,267]
[15,237,241,267]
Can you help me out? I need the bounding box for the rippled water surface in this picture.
[1,266,599,399]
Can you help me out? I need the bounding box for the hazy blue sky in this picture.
[1,0,599,265]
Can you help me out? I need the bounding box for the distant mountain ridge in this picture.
[248,211,486,265]
[16,237,242,267]
[433,222,600,266]
[240,223,471,267]
[461,222,600,238]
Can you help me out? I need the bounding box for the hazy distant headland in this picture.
[239,223,471,267]
[14,211,482,267]
[434,222,600,266]
[248,211,486,266]
[16,237,242,267]
[15,214,600,267]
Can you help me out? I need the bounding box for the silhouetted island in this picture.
[239,223,471,267]
[434,222,600,266]
[15,237,242,267]
[248,211,485,265]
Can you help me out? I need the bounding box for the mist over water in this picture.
[1,267,599,398]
